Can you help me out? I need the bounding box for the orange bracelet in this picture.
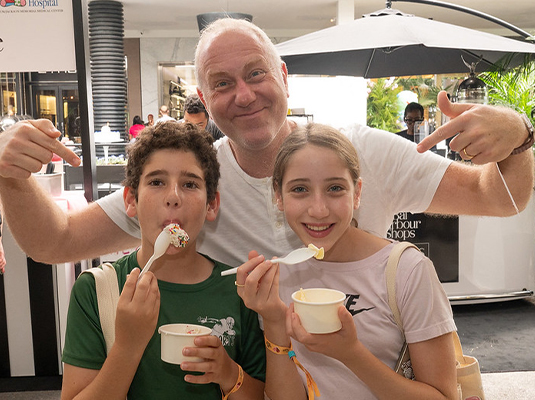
[265,336,320,400]
[221,364,244,400]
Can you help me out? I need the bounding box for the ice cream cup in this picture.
[291,288,346,334]
[158,323,212,364]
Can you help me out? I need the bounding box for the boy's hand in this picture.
[236,251,288,323]
[288,304,360,365]
[180,335,239,391]
[114,268,160,353]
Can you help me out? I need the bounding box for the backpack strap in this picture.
[385,242,420,333]
[82,263,120,354]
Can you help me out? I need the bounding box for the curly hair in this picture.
[124,121,220,202]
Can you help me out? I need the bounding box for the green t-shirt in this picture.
[62,252,266,399]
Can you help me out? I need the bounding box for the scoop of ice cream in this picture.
[308,244,324,260]
[165,223,189,248]
[296,287,308,301]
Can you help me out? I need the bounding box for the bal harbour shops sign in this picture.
[387,212,460,284]
[0,0,75,72]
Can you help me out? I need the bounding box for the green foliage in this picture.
[366,78,403,132]
[479,56,535,126]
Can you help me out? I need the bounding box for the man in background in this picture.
[396,102,424,141]
[155,105,175,124]
[182,94,224,141]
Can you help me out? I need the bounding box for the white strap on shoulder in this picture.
[386,242,419,334]
[82,263,120,354]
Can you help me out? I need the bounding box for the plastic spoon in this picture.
[137,229,171,282]
[221,245,324,276]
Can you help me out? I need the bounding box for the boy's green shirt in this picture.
[62,251,266,399]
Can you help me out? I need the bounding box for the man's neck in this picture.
[228,119,296,179]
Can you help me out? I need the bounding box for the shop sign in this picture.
[387,212,459,283]
[0,0,75,72]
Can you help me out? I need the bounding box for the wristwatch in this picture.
[511,113,535,155]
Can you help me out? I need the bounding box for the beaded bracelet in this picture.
[221,364,244,400]
[265,336,320,400]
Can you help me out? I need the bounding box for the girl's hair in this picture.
[194,18,283,92]
[124,121,220,202]
[273,123,361,193]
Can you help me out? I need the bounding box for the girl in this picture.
[236,123,458,400]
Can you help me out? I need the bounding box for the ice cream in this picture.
[308,244,324,260]
[296,287,308,301]
[165,223,189,248]
[185,325,201,334]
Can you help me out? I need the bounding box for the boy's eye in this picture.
[148,179,164,186]
[184,181,200,189]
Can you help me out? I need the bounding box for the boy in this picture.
[61,122,265,399]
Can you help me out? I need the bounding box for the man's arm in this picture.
[420,91,534,215]
[0,119,139,263]
[0,176,139,263]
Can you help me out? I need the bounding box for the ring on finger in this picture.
[463,147,475,159]
[235,281,245,288]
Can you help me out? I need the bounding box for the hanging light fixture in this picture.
[456,55,488,105]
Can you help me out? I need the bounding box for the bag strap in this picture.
[386,242,420,334]
[82,263,120,354]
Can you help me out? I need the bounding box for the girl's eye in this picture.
[290,186,307,194]
[328,185,343,192]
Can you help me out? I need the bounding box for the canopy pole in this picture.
[391,0,534,40]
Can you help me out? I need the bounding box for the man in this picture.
[0,18,532,267]
[155,105,175,124]
[181,93,224,141]
[396,102,424,141]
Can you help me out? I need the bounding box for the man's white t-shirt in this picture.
[97,123,451,267]
[278,242,456,399]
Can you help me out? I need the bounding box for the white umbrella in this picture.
[276,8,535,78]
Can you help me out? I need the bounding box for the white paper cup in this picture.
[291,288,346,334]
[158,323,212,364]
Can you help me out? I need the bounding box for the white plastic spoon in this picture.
[137,229,171,282]
[221,245,324,276]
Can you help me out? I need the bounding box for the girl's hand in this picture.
[114,268,160,353]
[235,250,288,324]
[288,304,360,364]
[180,335,238,390]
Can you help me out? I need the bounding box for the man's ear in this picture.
[205,191,221,222]
[197,88,207,107]
[124,186,138,217]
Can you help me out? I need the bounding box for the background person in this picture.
[128,115,145,141]
[181,93,224,141]
[146,113,154,127]
[0,19,532,273]
[155,105,175,124]
[396,102,424,141]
